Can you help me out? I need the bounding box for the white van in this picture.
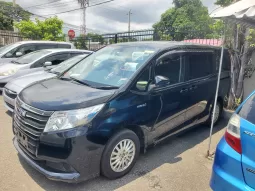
[0,41,75,64]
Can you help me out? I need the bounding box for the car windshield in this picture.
[63,44,157,88]
[50,54,87,74]
[0,43,19,54]
[14,50,52,64]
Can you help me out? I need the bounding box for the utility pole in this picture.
[78,0,89,35]
[127,9,132,33]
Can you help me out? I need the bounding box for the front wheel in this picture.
[101,129,140,179]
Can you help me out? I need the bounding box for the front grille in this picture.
[13,97,53,158]
[4,88,17,99]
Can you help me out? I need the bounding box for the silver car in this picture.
[3,54,89,112]
[0,41,75,64]
[0,49,92,91]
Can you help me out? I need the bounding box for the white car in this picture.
[0,41,75,64]
[3,54,90,112]
[0,49,92,91]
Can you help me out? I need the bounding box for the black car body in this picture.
[13,42,231,183]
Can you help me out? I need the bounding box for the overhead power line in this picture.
[40,0,115,16]
[24,0,62,9]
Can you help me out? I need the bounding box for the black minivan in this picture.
[13,42,230,182]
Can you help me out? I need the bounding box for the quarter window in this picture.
[187,53,213,80]
[239,94,255,124]
[155,55,181,85]
[132,68,150,92]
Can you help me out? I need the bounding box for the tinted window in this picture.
[239,94,255,124]
[155,55,181,85]
[45,54,69,65]
[187,53,213,80]
[217,50,231,72]
[14,50,51,64]
[50,55,86,74]
[58,44,71,48]
[4,44,36,58]
[37,44,57,50]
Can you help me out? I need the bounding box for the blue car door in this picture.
[238,93,255,190]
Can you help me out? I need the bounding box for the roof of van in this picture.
[110,41,223,50]
[14,41,73,45]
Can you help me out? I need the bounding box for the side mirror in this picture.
[44,61,52,67]
[155,75,170,87]
[16,52,23,57]
[136,81,148,91]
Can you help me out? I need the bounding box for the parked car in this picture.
[210,90,255,191]
[3,54,89,112]
[13,42,231,183]
[0,49,92,91]
[0,41,75,64]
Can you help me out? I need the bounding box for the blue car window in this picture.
[239,94,255,124]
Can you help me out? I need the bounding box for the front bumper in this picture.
[13,127,105,183]
[13,137,80,182]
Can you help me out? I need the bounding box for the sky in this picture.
[6,0,218,34]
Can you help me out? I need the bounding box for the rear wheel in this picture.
[101,129,140,179]
[207,101,222,125]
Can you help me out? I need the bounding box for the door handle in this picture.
[180,88,189,93]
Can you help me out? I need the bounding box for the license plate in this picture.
[17,131,28,149]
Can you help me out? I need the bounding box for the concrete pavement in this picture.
[0,95,227,191]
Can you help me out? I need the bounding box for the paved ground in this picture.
[0,95,227,191]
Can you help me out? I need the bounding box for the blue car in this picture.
[210,91,255,191]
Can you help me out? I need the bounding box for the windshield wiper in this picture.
[69,76,92,87]
[93,86,119,90]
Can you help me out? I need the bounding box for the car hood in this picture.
[0,63,25,72]
[5,71,56,94]
[19,78,116,111]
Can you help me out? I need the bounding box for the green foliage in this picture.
[215,0,235,7]
[15,17,64,41]
[247,29,255,47]
[86,33,104,44]
[153,0,218,41]
[0,1,30,30]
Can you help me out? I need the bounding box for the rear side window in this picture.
[36,44,57,50]
[186,52,213,80]
[155,55,181,85]
[58,44,71,48]
[239,94,255,124]
[216,50,231,72]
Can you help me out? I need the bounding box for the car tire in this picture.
[206,101,223,125]
[101,129,140,179]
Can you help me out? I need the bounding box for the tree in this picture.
[15,17,64,41]
[0,1,30,30]
[213,0,255,108]
[153,0,215,40]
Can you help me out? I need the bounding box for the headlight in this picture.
[0,68,18,76]
[44,104,105,133]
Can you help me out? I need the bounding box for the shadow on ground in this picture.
[18,119,228,191]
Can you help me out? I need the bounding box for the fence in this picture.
[0,28,222,50]
[70,28,222,51]
[0,30,26,47]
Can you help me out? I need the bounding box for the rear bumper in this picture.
[210,137,255,191]
[13,137,80,182]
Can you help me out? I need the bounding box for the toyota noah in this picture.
[13,42,230,183]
